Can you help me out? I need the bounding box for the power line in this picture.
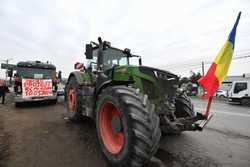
[233,55,250,60]
[165,53,250,70]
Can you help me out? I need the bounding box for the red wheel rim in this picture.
[99,102,125,154]
[68,88,76,112]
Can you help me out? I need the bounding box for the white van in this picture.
[228,81,250,106]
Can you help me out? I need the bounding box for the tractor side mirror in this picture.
[139,57,142,66]
[85,44,93,59]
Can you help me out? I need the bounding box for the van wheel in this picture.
[50,99,57,104]
[15,102,22,107]
[219,95,226,98]
[241,98,250,106]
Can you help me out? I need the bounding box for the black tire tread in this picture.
[241,98,250,106]
[175,92,194,118]
[65,76,83,122]
[96,86,161,167]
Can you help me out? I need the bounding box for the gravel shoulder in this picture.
[0,95,107,167]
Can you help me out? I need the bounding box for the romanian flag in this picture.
[198,12,241,97]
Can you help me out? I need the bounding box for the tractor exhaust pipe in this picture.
[97,37,104,71]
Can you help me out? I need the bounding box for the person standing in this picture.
[57,71,62,83]
[0,79,9,104]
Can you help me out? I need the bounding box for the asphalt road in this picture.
[158,98,250,167]
[0,95,249,167]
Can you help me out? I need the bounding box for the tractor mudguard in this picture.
[67,71,93,86]
[95,80,134,98]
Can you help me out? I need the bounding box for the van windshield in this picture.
[17,67,55,79]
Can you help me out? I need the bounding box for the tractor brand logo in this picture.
[22,79,53,97]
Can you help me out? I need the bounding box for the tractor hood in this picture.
[138,66,179,99]
[112,65,179,83]
[138,66,178,80]
[111,65,179,100]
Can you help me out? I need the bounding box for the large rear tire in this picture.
[96,86,161,167]
[65,76,83,122]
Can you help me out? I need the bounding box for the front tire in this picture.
[175,92,194,118]
[65,76,83,122]
[96,86,161,167]
[162,92,195,135]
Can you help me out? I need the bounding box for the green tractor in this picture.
[65,37,209,167]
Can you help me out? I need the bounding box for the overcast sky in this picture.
[0,0,250,78]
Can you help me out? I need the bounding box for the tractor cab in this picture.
[85,38,141,72]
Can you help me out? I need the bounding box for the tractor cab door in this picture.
[96,48,130,88]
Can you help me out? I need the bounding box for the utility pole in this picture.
[202,61,205,76]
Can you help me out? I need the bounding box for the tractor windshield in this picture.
[91,47,130,70]
[103,48,129,69]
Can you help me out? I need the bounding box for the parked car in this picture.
[57,83,65,96]
[216,89,227,98]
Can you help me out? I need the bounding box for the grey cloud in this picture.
[0,0,250,78]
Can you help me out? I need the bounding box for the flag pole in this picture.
[205,96,213,119]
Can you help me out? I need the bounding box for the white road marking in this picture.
[195,108,250,117]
